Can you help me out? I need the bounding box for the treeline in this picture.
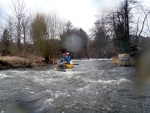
[0,0,150,61]
[0,0,89,62]
[89,0,150,58]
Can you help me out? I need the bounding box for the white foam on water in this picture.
[53,91,71,98]
[31,76,45,84]
[9,70,19,73]
[43,90,71,106]
[77,84,91,92]
[9,70,29,75]
[72,58,111,62]
[0,74,12,79]
[78,59,111,61]
[54,70,67,75]
[89,58,111,61]
[77,78,131,92]
[64,70,84,76]
[30,75,61,86]
[44,89,53,93]
[96,78,131,85]
[24,87,30,90]
[45,98,54,105]
[79,78,131,85]
[52,69,85,79]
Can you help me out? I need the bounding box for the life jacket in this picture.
[59,56,70,64]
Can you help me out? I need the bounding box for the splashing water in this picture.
[0,60,148,113]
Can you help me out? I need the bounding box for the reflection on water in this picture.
[0,59,150,113]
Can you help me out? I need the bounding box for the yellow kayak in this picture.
[64,61,74,69]
[56,60,74,69]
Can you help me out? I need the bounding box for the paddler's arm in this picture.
[59,58,63,63]
[65,57,70,65]
[68,56,71,62]
[59,58,64,64]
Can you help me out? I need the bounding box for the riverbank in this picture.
[0,56,49,69]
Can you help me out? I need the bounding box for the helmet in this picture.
[66,52,69,55]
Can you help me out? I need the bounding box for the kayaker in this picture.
[58,53,70,69]
[66,52,71,62]
[58,53,66,70]
[64,53,70,65]
[60,53,69,63]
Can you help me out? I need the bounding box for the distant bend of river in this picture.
[0,59,150,113]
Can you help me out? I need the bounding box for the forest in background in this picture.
[0,0,150,63]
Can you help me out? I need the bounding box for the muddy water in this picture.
[0,59,150,113]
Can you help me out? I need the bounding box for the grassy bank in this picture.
[0,56,48,69]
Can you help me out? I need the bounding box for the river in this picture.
[0,59,150,113]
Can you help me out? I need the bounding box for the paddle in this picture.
[64,63,79,65]
[54,63,79,65]
[74,64,79,65]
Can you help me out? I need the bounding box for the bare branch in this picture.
[137,11,150,38]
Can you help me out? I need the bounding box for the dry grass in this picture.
[0,56,46,69]
[0,56,44,62]
[0,56,25,62]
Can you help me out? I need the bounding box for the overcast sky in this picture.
[0,0,150,34]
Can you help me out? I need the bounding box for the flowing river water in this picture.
[0,59,150,113]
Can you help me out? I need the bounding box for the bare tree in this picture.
[6,16,13,41]
[103,0,137,53]
[46,13,64,59]
[65,21,73,32]
[46,13,64,39]
[90,19,110,58]
[3,16,17,55]
[111,0,132,53]
[146,15,150,34]
[134,4,150,46]
[10,0,30,55]
[31,13,47,55]
[31,12,64,62]
[0,21,4,37]
[21,11,31,55]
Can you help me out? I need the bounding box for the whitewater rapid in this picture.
[0,59,150,113]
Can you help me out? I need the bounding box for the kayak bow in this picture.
[64,61,74,69]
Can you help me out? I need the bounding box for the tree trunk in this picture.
[44,56,50,63]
